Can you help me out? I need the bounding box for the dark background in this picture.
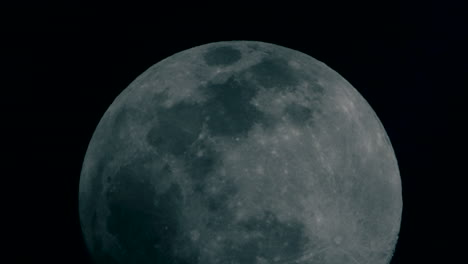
[5,1,465,263]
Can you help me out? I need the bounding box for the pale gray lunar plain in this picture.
[79,41,402,264]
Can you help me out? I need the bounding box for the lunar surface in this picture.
[79,41,402,264]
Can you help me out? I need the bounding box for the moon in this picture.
[79,41,402,264]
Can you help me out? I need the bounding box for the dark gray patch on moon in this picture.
[220,210,310,264]
[146,102,204,155]
[201,75,265,137]
[203,46,242,66]
[183,140,219,192]
[113,107,145,129]
[199,55,314,138]
[283,103,314,125]
[249,57,301,88]
[182,140,239,229]
[80,119,128,259]
[205,180,237,213]
[104,158,200,264]
[203,180,239,230]
[88,210,118,264]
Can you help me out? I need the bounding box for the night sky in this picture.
[5,1,465,263]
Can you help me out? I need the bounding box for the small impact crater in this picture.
[204,46,242,66]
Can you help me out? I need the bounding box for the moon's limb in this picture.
[79,41,402,264]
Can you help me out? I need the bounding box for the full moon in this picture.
[79,41,402,264]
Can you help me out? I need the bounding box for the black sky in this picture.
[5,1,465,263]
